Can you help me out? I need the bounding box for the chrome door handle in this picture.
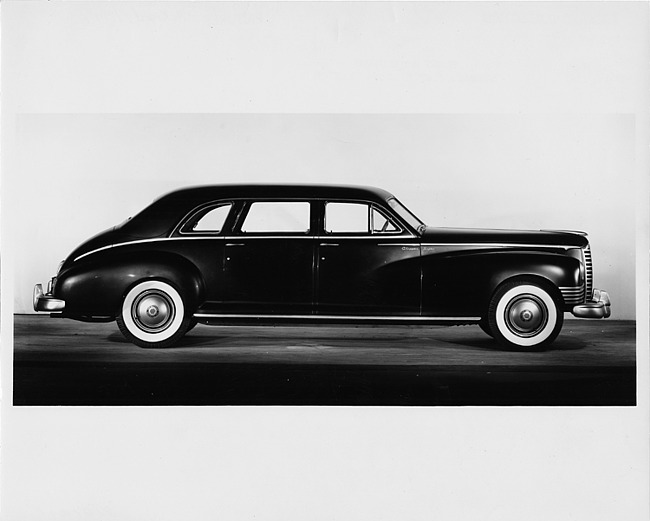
[319,243,339,247]
[225,243,245,247]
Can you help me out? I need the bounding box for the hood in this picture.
[420,227,589,248]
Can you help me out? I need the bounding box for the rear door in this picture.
[221,200,315,315]
[316,201,421,316]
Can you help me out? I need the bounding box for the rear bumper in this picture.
[572,289,611,319]
[33,284,65,312]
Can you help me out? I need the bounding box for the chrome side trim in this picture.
[218,235,312,239]
[75,237,576,263]
[193,313,481,321]
[420,243,575,250]
[288,237,420,241]
[75,245,112,261]
[74,236,225,261]
[378,243,420,247]
[222,236,415,240]
[74,235,420,261]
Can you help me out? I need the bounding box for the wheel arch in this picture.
[487,273,563,308]
[116,251,205,304]
[480,253,579,313]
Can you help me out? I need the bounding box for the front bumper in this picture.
[33,283,65,312]
[572,288,611,319]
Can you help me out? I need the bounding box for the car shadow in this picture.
[414,334,588,353]
[107,328,589,353]
[106,332,230,348]
[549,336,589,351]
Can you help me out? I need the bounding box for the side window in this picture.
[371,207,400,234]
[325,203,402,234]
[192,204,232,232]
[325,203,369,233]
[241,202,310,233]
[182,203,232,234]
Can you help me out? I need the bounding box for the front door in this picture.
[316,201,421,316]
[221,200,315,314]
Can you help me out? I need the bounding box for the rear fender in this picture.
[56,251,205,317]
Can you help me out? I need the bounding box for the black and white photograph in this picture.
[14,113,635,407]
[2,1,649,520]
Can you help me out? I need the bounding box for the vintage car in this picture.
[33,184,611,350]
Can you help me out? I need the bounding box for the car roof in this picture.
[120,184,398,238]
[160,184,395,202]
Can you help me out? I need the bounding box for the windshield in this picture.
[388,198,426,234]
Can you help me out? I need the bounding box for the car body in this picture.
[33,184,611,349]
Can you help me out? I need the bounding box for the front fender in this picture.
[56,251,205,317]
[484,252,581,293]
[421,249,581,316]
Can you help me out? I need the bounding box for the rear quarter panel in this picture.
[56,243,214,318]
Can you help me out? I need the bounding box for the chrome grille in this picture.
[584,246,593,300]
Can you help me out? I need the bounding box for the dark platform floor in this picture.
[13,315,636,406]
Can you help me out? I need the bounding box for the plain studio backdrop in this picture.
[2,2,649,521]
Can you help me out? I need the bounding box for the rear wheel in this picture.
[117,280,191,348]
[487,280,563,350]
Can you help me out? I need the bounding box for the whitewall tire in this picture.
[487,281,563,350]
[117,280,191,348]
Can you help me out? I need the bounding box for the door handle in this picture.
[225,243,246,247]
[319,243,339,247]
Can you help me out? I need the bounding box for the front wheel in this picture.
[117,280,191,348]
[487,281,563,350]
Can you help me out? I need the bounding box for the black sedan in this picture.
[33,184,611,349]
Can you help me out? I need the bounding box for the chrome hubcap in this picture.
[504,294,548,337]
[132,290,175,333]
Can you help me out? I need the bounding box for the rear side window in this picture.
[192,204,232,232]
[182,203,232,234]
[241,202,310,233]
